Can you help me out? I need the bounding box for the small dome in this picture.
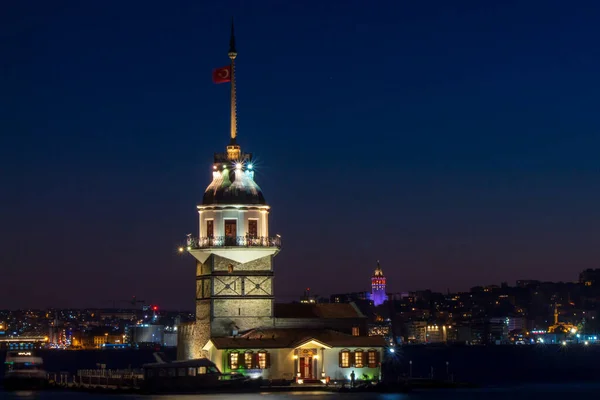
[202,168,266,205]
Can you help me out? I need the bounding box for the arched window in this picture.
[257,350,270,369]
[244,350,254,369]
[228,352,239,370]
[354,349,365,368]
[367,349,379,368]
[339,349,351,368]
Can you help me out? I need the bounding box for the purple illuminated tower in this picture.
[371,261,387,306]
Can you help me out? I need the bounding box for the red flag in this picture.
[212,66,231,84]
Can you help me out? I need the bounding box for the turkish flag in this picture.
[212,66,231,84]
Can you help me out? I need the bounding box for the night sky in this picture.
[2,0,600,310]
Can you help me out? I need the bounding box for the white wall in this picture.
[199,207,270,238]
[208,345,382,382]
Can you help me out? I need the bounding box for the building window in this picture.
[187,367,196,376]
[197,366,207,375]
[244,351,254,369]
[354,349,364,368]
[248,219,258,237]
[339,349,351,368]
[258,351,269,369]
[352,326,360,336]
[229,352,239,370]
[206,220,214,238]
[367,349,379,368]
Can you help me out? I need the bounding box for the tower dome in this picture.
[202,162,266,205]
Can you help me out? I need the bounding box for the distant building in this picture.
[132,324,164,345]
[330,262,389,306]
[516,280,541,288]
[370,262,388,306]
[330,292,371,304]
[579,269,600,286]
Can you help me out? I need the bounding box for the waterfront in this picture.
[2,383,600,399]
[4,344,600,385]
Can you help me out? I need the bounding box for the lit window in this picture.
[354,349,364,368]
[187,367,196,376]
[258,351,268,369]
[340,350,350,368]
[248,220,258,237]
[197,366,207,375]
[229,352,239,370]
[206,220,214,238]
[367,349,378,368]
[352,326,359,336]
[244,351,254,369]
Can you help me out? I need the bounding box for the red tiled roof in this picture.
[210,328,385,350]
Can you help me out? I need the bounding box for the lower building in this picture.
[203,328,384,382]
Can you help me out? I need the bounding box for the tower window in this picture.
[206,220,214,238]
[248,219,258,237]
[225,219,237,245]
[352,326,360,336]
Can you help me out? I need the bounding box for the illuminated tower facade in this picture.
[371,261,387,306]
[178,22,281,359]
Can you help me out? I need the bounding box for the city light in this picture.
[389,348,395,353]
[248,163,253,170]
[235,163,242,169]
[178,247,184,253]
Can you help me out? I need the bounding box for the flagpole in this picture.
[228,19,237,142]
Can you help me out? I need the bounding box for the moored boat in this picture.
[2,351,48,390]
[141,355,262,393]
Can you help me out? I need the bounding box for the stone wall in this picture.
[177,322,207,360]
[213,254,272,272]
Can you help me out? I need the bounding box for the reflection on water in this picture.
[2,384,600,400]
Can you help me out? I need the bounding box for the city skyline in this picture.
[2,0,600,309]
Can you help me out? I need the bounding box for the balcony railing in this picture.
[186,236,281,249]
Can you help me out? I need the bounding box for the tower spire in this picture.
[228,17,238,143]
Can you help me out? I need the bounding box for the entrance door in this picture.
[224,220,237,246]
[299,356,313,379]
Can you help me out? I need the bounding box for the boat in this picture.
[141,354,262,393]
[2,351,48,390]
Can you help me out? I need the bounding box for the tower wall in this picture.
[180,253,275,359]
[199,208,269,238]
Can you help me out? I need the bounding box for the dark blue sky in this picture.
[2,0,600,309]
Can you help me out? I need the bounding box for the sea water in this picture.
[2,384,600,400]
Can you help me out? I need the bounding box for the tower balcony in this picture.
[186,235,281,250]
